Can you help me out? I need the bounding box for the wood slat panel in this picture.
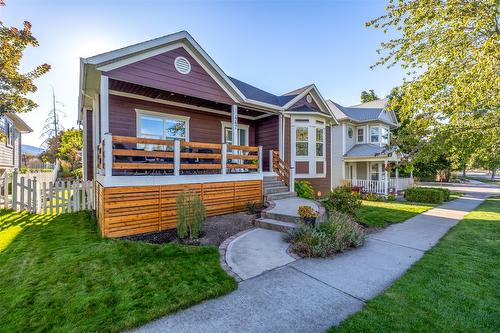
[99,180,262,238]
[113,135,175,146]
[181,141,222,149]
[113,162,174,169]
[226,154,258,160]
[180,152,221,159]
[180,164,221,170]
[227,144,259,152]
[226,164,258,169]
[113,149,174,158]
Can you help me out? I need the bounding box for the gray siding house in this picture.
[0,113,33,174]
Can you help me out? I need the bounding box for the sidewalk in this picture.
[132,192,490,333]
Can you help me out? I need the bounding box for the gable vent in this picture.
[174,56,191,74]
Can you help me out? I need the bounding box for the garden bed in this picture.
[121,212,256,246]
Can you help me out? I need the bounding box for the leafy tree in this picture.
[360,89,379,103]
[57,129,82,173]
[0,0,50,114]
[371,1,499,178]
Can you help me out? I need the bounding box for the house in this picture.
[78,31,411,238]
[329,98,413,193]
[0,112,33,175]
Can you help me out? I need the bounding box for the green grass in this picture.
[0,211,237,332]
[356,200,436,228]
[465,176,500,185]
[330,197,500,332]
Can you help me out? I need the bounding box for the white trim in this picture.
[291,115,326,178]
[356,126,365,144]
[135,109,190,142]
[283,111,333,119]
[82,108,88,181]
[109,89,257,120]
[96,172,263,187]
[100,75,109,137]
[221,121,249,145]
[278,115,283,159]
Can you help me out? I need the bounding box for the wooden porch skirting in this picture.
[95,180,262,238]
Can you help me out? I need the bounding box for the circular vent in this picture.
[174,56,191,74]
[306,94,312,103]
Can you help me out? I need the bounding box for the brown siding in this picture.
[255,115,278,171]
[295,161,309,174]
[86,110,94,180]
[105,47,234,105]
[296,125,332,197]
[108,95,255,145]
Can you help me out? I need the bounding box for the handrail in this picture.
[271,150,291,189]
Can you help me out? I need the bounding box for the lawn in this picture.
[465,176,500,185]
[330,197,500,332]
[0,210,237,332]
[356,200,436,228]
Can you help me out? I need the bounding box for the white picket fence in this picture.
[1,169,93,214]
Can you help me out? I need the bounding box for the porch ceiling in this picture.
[109,79,272,119]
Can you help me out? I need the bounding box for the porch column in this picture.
[384,160,389,195]
[100,75,109,137]
[278,114,284,159]
[395,163,399,191]
[231,105,238,147]
[103,133,112,177]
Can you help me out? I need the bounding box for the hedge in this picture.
[424,187,451,201]
[404,187,444,204]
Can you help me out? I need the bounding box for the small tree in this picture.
[176,190,206,240]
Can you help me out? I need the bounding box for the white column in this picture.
[104,133,112,177]
[221,144,227,175]
[231,105,238,147]
[384,160,389,195]
[92,95,100,180]
[269,150,273,172]
[395,163,399,191]
[289,166,295,192]
[82,108,88,182]
[174,140,181,176]
[100,75,109,138]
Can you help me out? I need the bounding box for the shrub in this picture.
[323,187,361,215]
[298,205,318,219]
[364,193,385,202]
[295,180,315,199]
[424,187,451,201]
[176,190,206,239]
[387,193,397,201]
[245,201,263,215]
[405,187,444,204]
[285,211,364,258]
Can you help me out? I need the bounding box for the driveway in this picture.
[132,185,497,333]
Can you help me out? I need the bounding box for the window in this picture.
[347,127,353,138]
[370,126,380,143]
[357,128,364,143]
[295,127,308,156]
[137,111,189,149]
[381,127,389,145]
[316,128,324,157]
[221,122,249,146]
[1,118,14,146]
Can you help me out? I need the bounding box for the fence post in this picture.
[20,176,25,211]
[32,177,38,213]
[258,146,263,173]
[221,144,227,175]
[42,182,47,214]
[12,169,17,211]
[3,173,8,210]
[55,181,59,214]
[174,140,180,176]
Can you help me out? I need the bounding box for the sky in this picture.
[2,0,405,147]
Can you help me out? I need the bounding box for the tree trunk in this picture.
[462,165,466,177]
[492,169,496,180]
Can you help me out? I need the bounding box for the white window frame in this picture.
[220,121,249,146]
[370,126,380,144]
[356,127,364,143]
[135,109,190,147]
[380,126,390,145]
[291,116,326,178]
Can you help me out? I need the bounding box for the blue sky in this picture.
[2,0,404,146]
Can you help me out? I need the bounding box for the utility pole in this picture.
[41,87,65,147]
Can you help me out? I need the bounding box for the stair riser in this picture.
[261,211,301,223]
[266,192,297,200]
[263,176,278,182]
[264,187,289,195]
[255,220,296,232]
[263,181,287,188]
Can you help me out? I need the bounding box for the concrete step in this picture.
[266,192,297,201]
[263,181,286,189]
[264,186,289,195]
[255,218,297,232]
[261,210,301,224]
[263,176,278,182]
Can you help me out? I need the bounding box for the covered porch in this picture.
[342,158,413,195]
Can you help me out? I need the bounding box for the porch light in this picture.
[317,191,321,198]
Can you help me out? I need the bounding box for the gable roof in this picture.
[79,31,337,122]
[326,98,397,127]
[4,113,33,133]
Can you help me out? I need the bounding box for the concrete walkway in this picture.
[225,228,295,280]
[267,197,320,217]
[133,189,495,333]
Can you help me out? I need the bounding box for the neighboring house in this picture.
[78,31,411,238]
[329,98,412,193]
[0,113,33,175]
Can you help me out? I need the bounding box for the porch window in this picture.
[370,126,380,143]
[295,127,308,156]
[0,118,14,147]
[357,127,364,143]
[137,110,189,149]
[316,128,324,157]
[381,127,389,145]
[221,122,249,146]
[371,163,379,180]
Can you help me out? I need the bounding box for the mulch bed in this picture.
[120,212,257,246]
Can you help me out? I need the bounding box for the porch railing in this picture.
[270,150,294,192]
[343,177,414,194]
[98,134,262,176]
